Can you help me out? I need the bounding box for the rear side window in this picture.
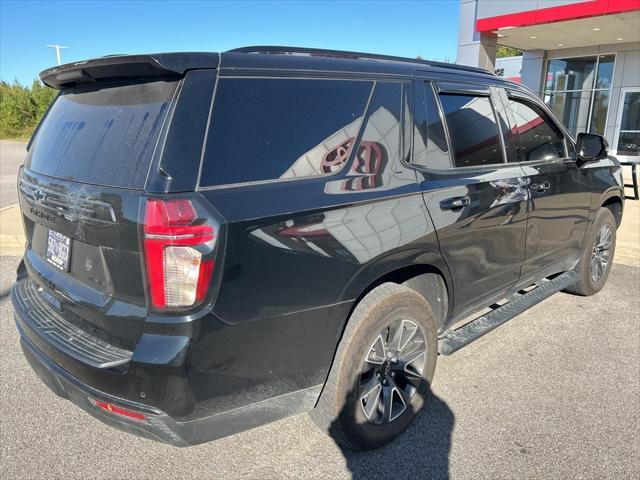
[199,79,373,187]
[508,98,566,162]
[356,82,402,182]
[28,79,177,189]
[411,82,450,169]
[439,93,504,167]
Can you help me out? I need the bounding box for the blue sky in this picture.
[0,0,460,85]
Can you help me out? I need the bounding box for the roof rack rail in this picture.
[227,46,494,76]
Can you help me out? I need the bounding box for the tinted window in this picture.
[544,91,592,135]
[356,83,402,185]
[412,82,450,169]
[199,79,373,187]
[493,89,518,162]
[509,98,566,162]
[360,82,402,158]
[28,80,177,189]
[439,94,504,167]
[323,82,403,193]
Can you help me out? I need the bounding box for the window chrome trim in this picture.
[399,82,414,168]
[436,82,491,96]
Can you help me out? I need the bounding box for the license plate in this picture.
[46,230,71,272]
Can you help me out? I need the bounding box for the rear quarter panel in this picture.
[191,150,442,415]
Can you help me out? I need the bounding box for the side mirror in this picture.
[576,133,608,163]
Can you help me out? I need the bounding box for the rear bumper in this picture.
[17,319,322,446]
[12,278,324,446]
[18,328,190,446]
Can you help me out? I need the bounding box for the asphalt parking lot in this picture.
[1,256,638,479]
[0,141,26,208]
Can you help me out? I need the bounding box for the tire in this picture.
[310,282,438,450]
[564,207,617,296]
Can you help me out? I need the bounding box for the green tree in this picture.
[31,79,57,118]
[0,79,57,139]
[496,46,522,58]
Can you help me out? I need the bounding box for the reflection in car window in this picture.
[200,79,373,187]
[359,82,402,168]
[493,90,518,162]
[412,83,450,169]
[439,94,504,167]
[328,82,404,192]
[509,98,566,162]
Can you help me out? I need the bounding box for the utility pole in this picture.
[46,44,68,65]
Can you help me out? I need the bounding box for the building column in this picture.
[456,0,497,72]
[458,33,498,72]
[520,50,546,95]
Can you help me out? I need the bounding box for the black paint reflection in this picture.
[248,82,433,265]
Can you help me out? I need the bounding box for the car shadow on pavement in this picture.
[331,391,454,480]
[0,286,11,301]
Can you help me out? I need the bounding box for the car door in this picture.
[499,89,592,281]
[411,79,528,319]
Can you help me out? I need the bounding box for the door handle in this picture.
[531,182,551,192]
[440,195,470,210]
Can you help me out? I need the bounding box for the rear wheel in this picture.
[311,282,438,450]
[565,207,617,296]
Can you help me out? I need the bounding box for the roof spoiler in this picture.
[39,52,220,89]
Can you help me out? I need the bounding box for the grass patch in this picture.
[0,130,32,141]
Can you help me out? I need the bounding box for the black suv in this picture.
[12,47,624,449]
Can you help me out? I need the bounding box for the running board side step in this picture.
[438,271,578,356]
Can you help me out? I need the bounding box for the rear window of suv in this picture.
[199,78,373,187]
[27,79,178,190]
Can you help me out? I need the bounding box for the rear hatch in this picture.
[16,56,219,363]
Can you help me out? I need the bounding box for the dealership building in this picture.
[458,0,640,162]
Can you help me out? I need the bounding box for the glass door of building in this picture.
[614,88,640,161]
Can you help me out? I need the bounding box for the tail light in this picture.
[93,399,146,421]
[143,198,217,309]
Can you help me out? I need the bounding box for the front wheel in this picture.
[565,207,617,296]
[310,282,438,450]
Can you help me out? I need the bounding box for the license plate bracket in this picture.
[46,230,71,272]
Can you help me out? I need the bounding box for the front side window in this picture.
[200,78,373,187]
[543,54,614,136]
[508,98,566,162]
[439,93,504,167]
